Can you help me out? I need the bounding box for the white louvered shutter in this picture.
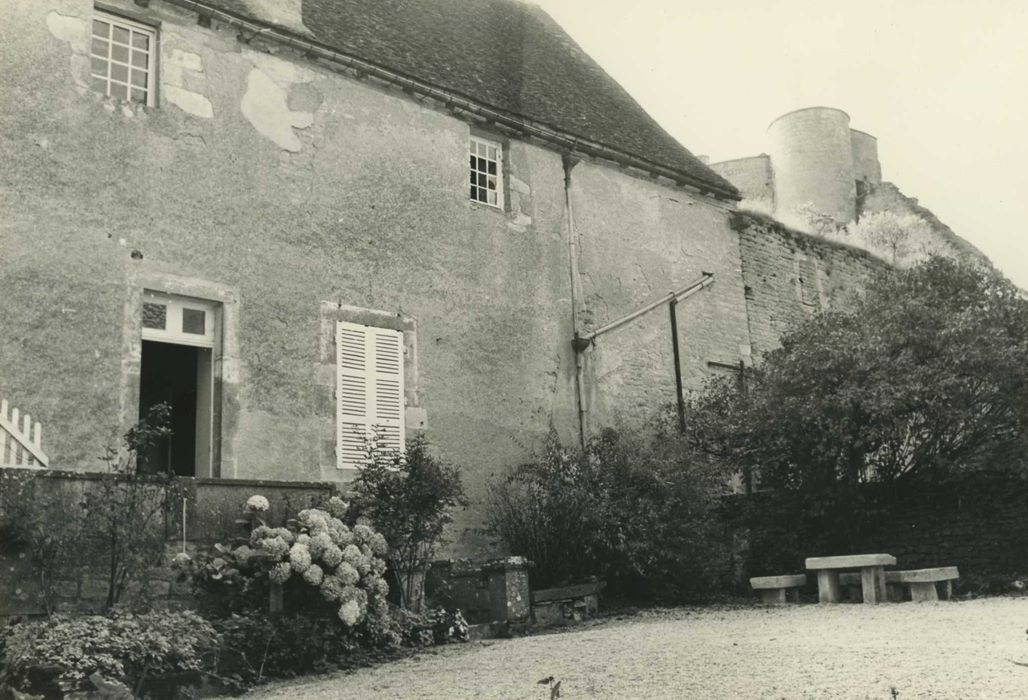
[336,321,405,469]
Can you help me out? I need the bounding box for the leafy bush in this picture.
[1,611,217,695]
[488,425,731,602]
[685,257,1028,495]
[350,435,467,611]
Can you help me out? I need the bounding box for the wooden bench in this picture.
[749,574,806,604]
[805,554,896,604]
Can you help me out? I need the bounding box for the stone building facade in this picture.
[2,0,766,554]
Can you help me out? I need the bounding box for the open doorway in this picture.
[138,291,218,477]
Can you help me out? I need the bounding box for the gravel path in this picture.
[249,597,1028,699]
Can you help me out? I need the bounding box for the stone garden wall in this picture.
[0,468,338,615]
[722,474,1028,590]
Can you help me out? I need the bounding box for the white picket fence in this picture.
[0,398,49,468]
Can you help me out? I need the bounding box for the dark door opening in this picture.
[139,340,211,476]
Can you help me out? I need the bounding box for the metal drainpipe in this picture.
[669,298,686,433]
[563,155,588,450]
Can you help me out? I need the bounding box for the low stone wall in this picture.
[721,474,1028,589]
[0,467,340,615]
[426,557,531,625]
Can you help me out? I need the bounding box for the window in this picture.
[469,136,503,208]
[141,291,217,347]
[90,10,157,105]
[336,321,405,469]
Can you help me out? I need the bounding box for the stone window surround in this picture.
[119,270,240,478]
[316,302,426,473]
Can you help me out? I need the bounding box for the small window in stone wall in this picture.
[90,10,157,106]
[469,136,504,208]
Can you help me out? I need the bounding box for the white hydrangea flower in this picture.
[322,544,344,568]
[320,574,346,602]
[342,544,362,566]
[338,600,361,626]
[269,562,292,584]
[336,561,359,586]
[352,524,374,544]
[245,495,270,513]
[368,532,388,557]
[289,543,312,572]
[303,563,324,586]
[308,532,332,559]
[326,496,349,519]
[258,536,289,560]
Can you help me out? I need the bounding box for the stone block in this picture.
[150,579,172,597]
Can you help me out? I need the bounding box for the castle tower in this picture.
[849,128,882,189]
[768,107,857,225]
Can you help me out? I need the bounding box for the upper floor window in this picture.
[90,10,157,106]
[469,136,504,208]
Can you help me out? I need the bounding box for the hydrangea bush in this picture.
[192,495,390,629]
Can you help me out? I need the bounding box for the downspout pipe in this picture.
[563,156,588,450]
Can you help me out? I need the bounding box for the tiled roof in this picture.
[196,0,739,198]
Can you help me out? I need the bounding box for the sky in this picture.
[533,0,1028,288]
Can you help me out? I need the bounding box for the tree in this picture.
[685,257,1028,494]
[349,435,466,611]
[846,211,934,265]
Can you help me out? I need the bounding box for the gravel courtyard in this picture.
[250,597,1028,699]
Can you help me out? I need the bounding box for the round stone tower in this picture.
[849,128,882,187]
[768,107,857,225]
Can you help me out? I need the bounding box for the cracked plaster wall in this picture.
[4,0,754,555]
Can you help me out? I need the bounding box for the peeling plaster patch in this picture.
[46,12,84,44]
[163,49,214,119]
[240,61,317,152]
[165,85,214,119]
[249,52,316,86]
[46,12,89,88]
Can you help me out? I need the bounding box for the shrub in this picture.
[488,424,731,602]
[685,257,1028,495]
[349,435,467,611]
[1,611,217,695]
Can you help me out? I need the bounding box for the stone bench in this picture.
[749,574,806,604]
[840,566,959,602]
[805,554,896,604]
[887,567,959,602]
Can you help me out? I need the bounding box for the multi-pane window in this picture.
[469,136,503,208]
[90,11,156,105]
[336,321,406,469]
[141,291,217,348]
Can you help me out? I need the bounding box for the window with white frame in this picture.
[336,321,405,469]
[141,290,217,347]
[469,136,503,208]
[90,10,157,105]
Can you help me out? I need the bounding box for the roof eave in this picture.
[161,0,741,202]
